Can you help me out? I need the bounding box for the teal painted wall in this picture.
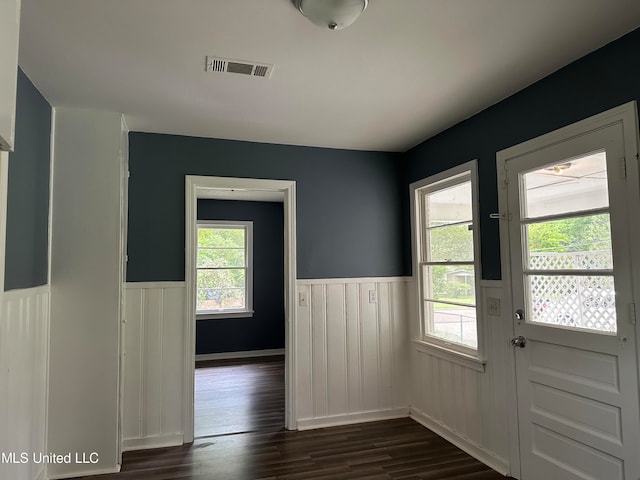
[5,69,51,291]
[127,134,406,281]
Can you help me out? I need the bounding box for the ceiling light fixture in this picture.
[295,0,368,30]
[546,162,572,175]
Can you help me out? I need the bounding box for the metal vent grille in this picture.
[205,56,274,79]
[253,65,269,77]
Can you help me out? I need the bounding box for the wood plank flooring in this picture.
[71,357,507,480]
[195,356,285,437]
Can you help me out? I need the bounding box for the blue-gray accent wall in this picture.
[405,27,640,280]
[127,134,406,281]
[196,199,284,355]
[4,69,51,291]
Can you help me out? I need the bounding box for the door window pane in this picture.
[526,214,612,270]
[523,151,608,219]
[527,274,616,333]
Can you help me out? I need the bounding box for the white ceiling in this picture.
[17,0,640,152]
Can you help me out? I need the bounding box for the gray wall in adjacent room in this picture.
[4,68,51,291]
[196,199,284,355]
[404,27,640,280]
[127,135,406,281]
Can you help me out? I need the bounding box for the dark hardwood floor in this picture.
[72,356,507,480]
[195,356,285,437]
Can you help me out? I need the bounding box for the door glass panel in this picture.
[526,214,613,270]
[527,274,616,333]
[423,300,477,348]
[523,151,608,219]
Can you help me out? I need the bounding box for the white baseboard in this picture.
[297,407,409,431]
[410,407,510,476]
[196,348,284,362]
[47,464,121,480]
[122,433,184,452]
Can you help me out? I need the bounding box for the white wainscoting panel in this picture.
[122,282,185,450]
[296,278,410,429]
[0,286,50,480]
[123,278,409,444]
[409,280,510,475]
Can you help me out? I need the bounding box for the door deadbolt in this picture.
[515,309,524,321]
[511,336,527,348]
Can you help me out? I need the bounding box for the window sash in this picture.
[413,164,481,356]
[196,222,252,315]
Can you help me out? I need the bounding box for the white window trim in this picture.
[410,160,485,368]
[195,220,254,319]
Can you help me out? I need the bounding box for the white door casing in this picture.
[117,121,129,462]
[497,102,640,480]
[184,176,297,443]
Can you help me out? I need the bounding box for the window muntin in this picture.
[196,222,252,315]
[416,168,480,354]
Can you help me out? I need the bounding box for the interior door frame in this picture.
[184,175,298,443]
[496,101,640,478]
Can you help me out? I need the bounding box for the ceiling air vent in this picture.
[205,56,274,79]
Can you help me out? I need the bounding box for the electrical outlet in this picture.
[487,297,501,316]
[369,289,377,303]
[298,291,308,307]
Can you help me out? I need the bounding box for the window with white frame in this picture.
[412,161,481,357]
[196,221,253,317]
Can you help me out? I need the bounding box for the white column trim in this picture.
[0,151,8,292]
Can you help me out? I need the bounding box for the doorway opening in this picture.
[184,176,297,443]
[193,197,286,438]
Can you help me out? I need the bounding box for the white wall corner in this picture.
[410,407,510,477]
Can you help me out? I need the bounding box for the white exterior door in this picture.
[501,105,640,479]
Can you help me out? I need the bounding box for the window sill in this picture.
[411,339,486,372]
[197,310,254,320]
